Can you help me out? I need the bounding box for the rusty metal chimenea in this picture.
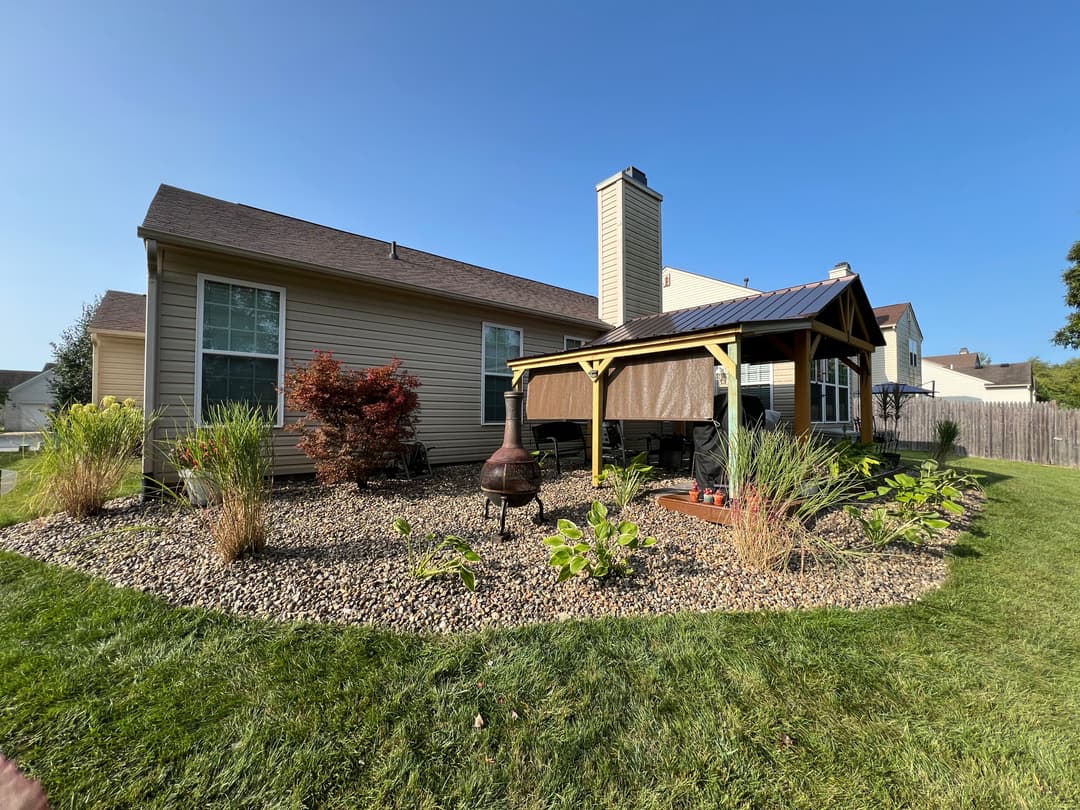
[480,389,543,535]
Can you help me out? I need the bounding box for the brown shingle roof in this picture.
[90,290,146,334]
[873,302,910,328]
[924,351,981,370]
[0,369,41,392]
[138,185,605,328]
[965,361,1033,387]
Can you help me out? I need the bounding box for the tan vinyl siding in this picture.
[93,334,145,405]
[771,361,795,419]
[597,182,622,325]
[619,183,662,321]
[662,267,755,312]
[895,310,923,386]
[150,244,604,478]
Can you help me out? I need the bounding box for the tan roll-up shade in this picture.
[605,352,715,420]
[525,366,593,420]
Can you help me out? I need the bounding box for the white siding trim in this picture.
[195,272,286,427]
[480,321,523,425]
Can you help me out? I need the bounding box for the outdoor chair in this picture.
[602,421,630,468]
[531,421,587,477]
[389,441,433,480]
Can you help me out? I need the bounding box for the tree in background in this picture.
[1052,240,1080,350]
[283,351,420,490]
[1032,357,1080,409]
[49,296,101,409]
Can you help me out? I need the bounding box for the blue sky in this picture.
[2,1,1078,371]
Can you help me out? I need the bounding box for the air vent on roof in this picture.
[389,240,398,260]
[626,166,648,186]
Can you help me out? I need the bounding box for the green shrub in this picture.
[194,402,274,563]
[392,518,480,591]
[543,500,656,581]
[599,451,656,509]
[35,397,155,519]
[852,459,965,546]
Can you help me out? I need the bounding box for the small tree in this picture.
[283,351,420,489]
[1053,240,1080,350]
[50,296,101,408]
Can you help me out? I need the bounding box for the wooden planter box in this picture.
[655,493,738,525]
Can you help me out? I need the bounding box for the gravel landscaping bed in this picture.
[0,464,983,634]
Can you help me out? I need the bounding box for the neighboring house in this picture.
[1,367,56,431]
[0,368,42,408]
[90,290,147,406]
[923,352,1036,403]
[871,302,924,387]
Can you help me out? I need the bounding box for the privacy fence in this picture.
[890,398,1080,468]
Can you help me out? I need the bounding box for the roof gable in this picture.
[139,185,604,328]
[91,290,146,334]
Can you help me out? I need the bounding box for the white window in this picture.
[564,336,585,351]
[810,359,851,424]
[482,323,522,424]
[714,363,773,410]
[195,274,285,426]
[909,338,919,368]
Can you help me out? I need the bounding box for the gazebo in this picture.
[507,274,886,487]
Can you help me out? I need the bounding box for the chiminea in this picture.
[480,390,543,536]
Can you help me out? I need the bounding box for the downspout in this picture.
[142,239,161,497]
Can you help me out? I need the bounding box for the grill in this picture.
[480,390,543,535]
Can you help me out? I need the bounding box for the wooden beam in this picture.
[850,298,870,343]
[794,330,812,437]
[512,369,525,388]
[767,334,795,361]
[859,351,873,444]
[590,367,606,487]
[810,333,823,360]
[838,355,861,375]
[810,320,875,352]
[705,343,737,377]
[726,338,741,498]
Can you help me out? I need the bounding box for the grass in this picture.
[0,456,1078,807]
[0,453,142,529]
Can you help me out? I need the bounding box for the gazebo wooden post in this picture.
[794,329,812,437]
[726,338,742,497]
[579,358,613,487]
[859,350,873,444]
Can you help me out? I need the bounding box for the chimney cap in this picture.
[959,347,969,354]
[625,166,648,186]
[828,261,854,279]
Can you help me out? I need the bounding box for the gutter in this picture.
[135,227,609,333]
[141,239,161,496]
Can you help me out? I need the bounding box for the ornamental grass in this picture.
[35,397,153,519]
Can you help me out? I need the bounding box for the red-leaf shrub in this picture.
[283,351,420,489]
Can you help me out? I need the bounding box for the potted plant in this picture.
[172,433,223,506]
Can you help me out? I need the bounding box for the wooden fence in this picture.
[877,397,1080,468]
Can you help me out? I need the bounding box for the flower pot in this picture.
[179,468,220,507]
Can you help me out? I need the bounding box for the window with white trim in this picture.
[564,336,585,351]
[196,275,285,425]
[482,323,521,423]
[810,359,850,423]
[714,363,773,410]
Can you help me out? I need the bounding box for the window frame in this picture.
[563,336,586,351]
[909,338,919,368]
[194,273,286,428]
[480,321,523,425]
[811,358,851,425]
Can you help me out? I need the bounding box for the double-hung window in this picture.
[715,363,773,410]
[482,323,521,423]
[196,275,285,426]
[810,359,851,424]
[909,338,919,368]
[564,336,585,351]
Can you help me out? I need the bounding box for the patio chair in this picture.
[531,421,587,477]
[602,421,630,468]
[389,441,433,480]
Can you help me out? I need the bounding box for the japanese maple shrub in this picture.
[283,351,421,489]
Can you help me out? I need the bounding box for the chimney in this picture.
[596,166,663,326]
[829,261,853,279]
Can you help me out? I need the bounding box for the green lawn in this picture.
[1,456,1078,808]
[0,454,141,528]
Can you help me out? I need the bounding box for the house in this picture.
[1,366,56,431]
[923,351,1036,403]
[0,369,43,406]
[90,290,146,406]
[137,184,610,481]
[871,302,924,388]
[137,166,883,483]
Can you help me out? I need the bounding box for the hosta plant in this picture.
[854,459,965,545]
[393,518,480,591]
[543,500,656,581]
[599,452,657,510]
